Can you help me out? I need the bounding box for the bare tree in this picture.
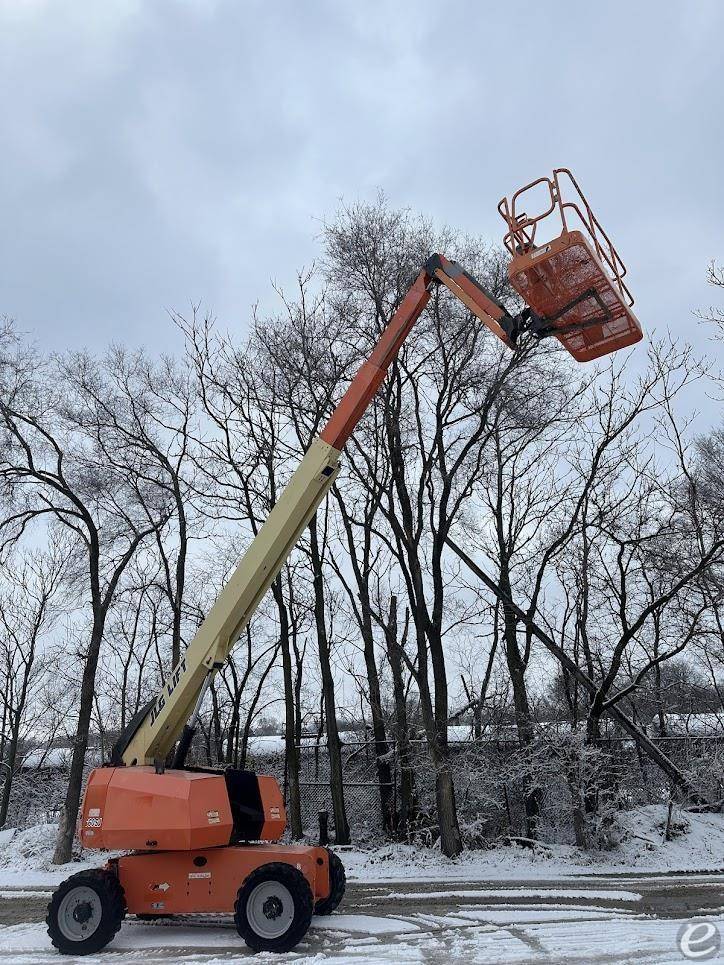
[470,345,583,834]
[449,340,723,820]
[249,273,354,844]
[100,557,170,737]
[697,260,724,335]
[70,347,204,668]
[179,311,314,838]
[328,453,396,832]
[322,197,529,855]
[0,542,65,826]
[372,592,419,833]
[549,349,724,748]
[204,616,280,769]
[247,280,350,844]
[0,327,168,862]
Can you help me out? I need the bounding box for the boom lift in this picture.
[47,169,643,955]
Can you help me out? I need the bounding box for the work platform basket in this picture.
[498,168,643,362]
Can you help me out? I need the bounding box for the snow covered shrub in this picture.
[550,732,633,850]
[401,801,440,849]
[678,740,724,807]
[657,809,690,840]
[0,822,83,870]
[5,767,67,829]
[460,814,509,849]
[496,733,629,850]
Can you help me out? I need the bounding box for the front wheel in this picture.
[314,849,346,915]
[46,868,126,955]
[234,862,314,953]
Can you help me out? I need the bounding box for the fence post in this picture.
[318,809,329,846]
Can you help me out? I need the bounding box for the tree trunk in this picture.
[383,384,462,856]
[357,607,394,834]
[412,618,462,857]
[391,526,462,852]
[383,596,417,833]
[0,699,7,769]
[273,577,303,839]
[308,517,350,845]
[569,776,588,849]
[331,481,395,834]
[0,728,19,827]
[53,621,104,864]
[499,569,541,839]
[238,647,277,771]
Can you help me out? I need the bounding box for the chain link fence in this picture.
[4,735,723,844]
[248,735,724,845]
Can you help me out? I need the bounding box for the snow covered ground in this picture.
[2,898,723,964]
[336,805,724,885]
[1,806,723,963]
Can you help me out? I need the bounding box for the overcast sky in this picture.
[1,1,723,378]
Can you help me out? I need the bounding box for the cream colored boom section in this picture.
[123,437,342,765]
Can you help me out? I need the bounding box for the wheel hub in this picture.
[72,901,93,924]
[262,896,283,920]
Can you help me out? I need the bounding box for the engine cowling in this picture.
[79,767,285,852]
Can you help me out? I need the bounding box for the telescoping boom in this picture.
[113,168,643,768]
[47,169,643,958]
[111,253,535,767]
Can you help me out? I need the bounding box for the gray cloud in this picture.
[1,0,723,373]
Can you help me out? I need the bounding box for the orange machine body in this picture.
[79,767,286,852]
[108,843,331,916]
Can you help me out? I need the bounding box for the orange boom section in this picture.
[498,168,643,362]
[320,254,517,451]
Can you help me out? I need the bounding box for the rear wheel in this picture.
[234,862,313,953]
[314,849,346,915]
[46,869,126,955]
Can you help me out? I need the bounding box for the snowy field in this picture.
[2,886,724,965]
[1,805,723,964]
[2,904,724,965]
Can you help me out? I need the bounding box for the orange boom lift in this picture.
[47,170,643,955]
